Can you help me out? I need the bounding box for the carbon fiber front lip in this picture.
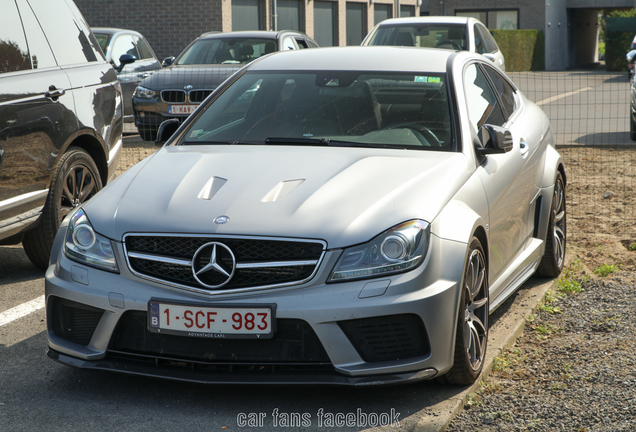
[46,348,437,386]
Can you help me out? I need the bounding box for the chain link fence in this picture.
[118,68,636,238]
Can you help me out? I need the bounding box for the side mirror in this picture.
[115,54,137,72]
[155,119,180,145]
[475,124,513,157]
[162,56,175,67]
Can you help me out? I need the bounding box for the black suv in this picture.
[0,0,123,269]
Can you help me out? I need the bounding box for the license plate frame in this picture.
[168,105,197,115]
[147,299,276,339]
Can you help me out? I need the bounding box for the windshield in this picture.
[182,71,453,150]
[368,24,467,51]
[177,38,276,65]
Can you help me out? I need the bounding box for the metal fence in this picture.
[510,70,636,240]
[119,68,636,238]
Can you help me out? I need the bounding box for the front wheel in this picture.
[22,147,102,269]
[438,238,489,385]
[536,171,566,277]
[630,111,636,141]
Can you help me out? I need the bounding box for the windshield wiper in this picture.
[181,140,259,145]
[264,137,333,146]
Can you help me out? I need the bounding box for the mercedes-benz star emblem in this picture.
[192,242,236,288]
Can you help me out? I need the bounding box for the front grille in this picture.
[125,235,325,292]
[49,296,104,346]
[108,311,331,364]
[338,314,430,363]
[161,90,186,103]
[189,90,212,103]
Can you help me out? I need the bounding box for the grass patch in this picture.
[593,263,618,277]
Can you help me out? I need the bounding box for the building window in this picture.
[279,0,302,31]
[314,1,336,46]
[456,10,518,30]
[374,3,392,25]
[400,5,415,18]
[346,2,366,45]
[232,0,263,30]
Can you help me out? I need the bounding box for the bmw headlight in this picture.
[63,209,118,272]
[134,85,157,99]
[329,220,430,282]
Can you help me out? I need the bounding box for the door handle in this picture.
[45,85,66,100]
[520,141,529,157]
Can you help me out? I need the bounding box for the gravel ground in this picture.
[446,267,636,432]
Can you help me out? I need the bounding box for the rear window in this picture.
[183,71,454,151]
[368,23,467,51]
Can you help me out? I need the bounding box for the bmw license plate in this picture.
[148,300,274,339]
[168,105,197,115]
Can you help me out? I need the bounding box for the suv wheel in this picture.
[23,147,102,269]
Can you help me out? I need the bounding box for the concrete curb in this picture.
[411,277,557,432]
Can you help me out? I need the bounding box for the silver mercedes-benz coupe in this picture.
[45,46,566,386]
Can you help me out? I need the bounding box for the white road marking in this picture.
[0,295,45,327]
[536,87,594,106]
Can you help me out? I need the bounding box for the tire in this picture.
[139,128,157,142]
[631,111,636,142]
[536,171,566,278]
[438,238,489,385]
[22,147,102,269]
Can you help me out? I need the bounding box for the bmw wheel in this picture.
[537,171,566,277]
[439,238,489,385]
[23,147,102,269]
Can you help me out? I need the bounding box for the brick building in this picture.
[74,0,427,61]
[74,0,636,70]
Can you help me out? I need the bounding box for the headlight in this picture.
[328,220,430,282]
[63,209,118,272]
[134,85,157,99]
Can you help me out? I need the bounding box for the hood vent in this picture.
[197,176,227,200]
[262,179,305,203]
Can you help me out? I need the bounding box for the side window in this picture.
[27,0,100,65]
[464,63,506,132]
[473,24,486,54]
[17,0,56,69]
[0,0,31,74]
[478,24,498,53]
[483,65,517,119]
[111,35,140,66]
[296,38,309,49]
[136,36,154,60]
[282,36,296,50]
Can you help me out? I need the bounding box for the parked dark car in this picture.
[132,30,318,141]
[0,0,123,269]
[92,28,162,125]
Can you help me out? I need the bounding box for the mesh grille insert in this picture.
[49,296,104,346]
[338,314,430,363]
[108,311,331,364]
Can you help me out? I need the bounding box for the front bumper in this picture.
[132,96,198,131]
[45,230,467,385]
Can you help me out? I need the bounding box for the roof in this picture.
[376,16,473,26]
[248,46,453,73]
[198,30,306,40]
[91,27,143,36]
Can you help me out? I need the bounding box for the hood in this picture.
[85,146,472,248]
[139,65,241,90]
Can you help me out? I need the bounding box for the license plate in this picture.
[148,301,274,339]
[168,105,197,115]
